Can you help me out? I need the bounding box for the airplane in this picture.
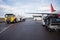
[27,3,59,14]
[27,4,60,32]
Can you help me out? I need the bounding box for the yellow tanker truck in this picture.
[5,14,21,24]
[5,14,26,24]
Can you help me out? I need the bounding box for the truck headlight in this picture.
[5,18,7,20]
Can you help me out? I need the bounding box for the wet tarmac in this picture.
[0,19,60,40]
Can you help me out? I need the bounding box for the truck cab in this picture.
[5,14,21,24]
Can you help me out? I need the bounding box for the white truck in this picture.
[33,16,42,21]
[42,14,60,32]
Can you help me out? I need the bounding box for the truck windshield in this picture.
[5,14,15,17]
[51,14,60,23]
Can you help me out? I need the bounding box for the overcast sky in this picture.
[0,0,60,17]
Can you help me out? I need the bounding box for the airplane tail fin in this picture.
[50,4,56,12]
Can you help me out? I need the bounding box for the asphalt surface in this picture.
[0,23,10,33]
[0,19,60,40]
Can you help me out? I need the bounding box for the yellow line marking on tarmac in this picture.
[0,24,14,34]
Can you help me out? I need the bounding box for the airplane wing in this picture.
[27,13,60,15]
[27,3,60,15]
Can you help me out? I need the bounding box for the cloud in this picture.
[0,0,3,3]
[0,0,60,17]
[0,2,51,17]
[0,4,18,17]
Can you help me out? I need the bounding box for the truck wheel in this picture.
[42,25,46,27]
[20,18,22,22]
[48,28,52,32]
[14,19,17,23]
[6,21,10,24]
[42,23,46,27]
[46,26,53,32]
[6,22,9,24]
[23,19,25,22]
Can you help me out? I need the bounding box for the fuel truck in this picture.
[5,14,25,24]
